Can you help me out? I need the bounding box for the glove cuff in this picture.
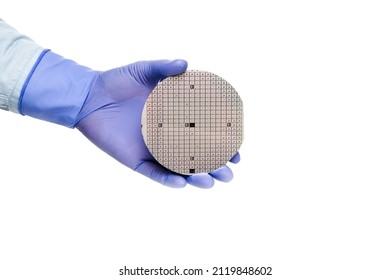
[20,51,98,128]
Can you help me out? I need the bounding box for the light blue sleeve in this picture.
[0,19,44,113]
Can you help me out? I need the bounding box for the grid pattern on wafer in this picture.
[141,70,243,175]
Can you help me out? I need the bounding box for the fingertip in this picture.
[210,166,233,182]
[166,59,187,76]
[151,59,188,79]
[229,152,241,164]
[186,174,215,189]
[172,59,188,73]
[135,161,187,188]
[164,175,187,188]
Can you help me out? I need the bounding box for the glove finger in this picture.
[135,161,187,188]
[229,152,241,164]
[136,59,187,88]
[150,59,188,80]
[210,165,233,182]
[186,174,215,189]
[125,60,188,90]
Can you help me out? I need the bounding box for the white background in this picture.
[1,0,390,279]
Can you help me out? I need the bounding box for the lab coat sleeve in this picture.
[0,19,44,113]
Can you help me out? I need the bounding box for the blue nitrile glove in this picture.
[21,51,240,188]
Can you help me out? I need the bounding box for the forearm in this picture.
[0,19,44,112]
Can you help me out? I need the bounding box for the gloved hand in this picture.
[21,51,240,188]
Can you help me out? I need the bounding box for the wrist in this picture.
[20,51,98,128]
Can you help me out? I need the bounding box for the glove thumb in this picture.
[130,59,188,89]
